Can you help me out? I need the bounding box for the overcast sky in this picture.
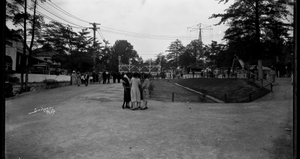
[11,0,235,60]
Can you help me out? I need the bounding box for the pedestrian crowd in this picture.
[71,70,123,86]
[71,70,152,110]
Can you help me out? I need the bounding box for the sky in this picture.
[8,0,234,60]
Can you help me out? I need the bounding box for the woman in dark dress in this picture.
[122,74,131,109]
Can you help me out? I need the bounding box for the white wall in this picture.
[6,47,17,71]
[12,74,71,83]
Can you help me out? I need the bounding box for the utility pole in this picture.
[188,23,212,67]
[89,22,100,70]
[198,23,202,44]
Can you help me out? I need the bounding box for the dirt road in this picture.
[5,78,293,159]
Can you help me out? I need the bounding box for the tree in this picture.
[166,39,185,68]
[184,39,204,66]
[6,0,47,92]
[41,22,100,73]
[110,40,139,71]
[210,0,293,64]
[203,41,229,68]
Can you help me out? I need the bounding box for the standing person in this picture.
[130,72,141,110]
[106,71,110,84]
[139,73,143,108]
[98,72,102,84]
[227,67,231,78]
[141,74,150,110]
[286,61,292,77]
[122,74,131,109]
[102,70,106,84]
[192,70,195,78]
[112,71,116,83]
[269,66,276,84]
[117,72,121,83]
[76,72,82,86]
[84,72,89,86]
[71,71,77,85]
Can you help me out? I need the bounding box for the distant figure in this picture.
[71,71,77,85]
[106,71,110,84]
[76,72,82,86]
[84,72,89,86]
[102,70,106,84]
[269,66,276,84]
[227,67,231,78]
[117,72,121,83]
[192,70,195,78]
[98,72,102,84]
[286,61,292,77]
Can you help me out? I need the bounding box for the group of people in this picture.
[71,71,90,86]
[122,72,150,110]
[71,70,124,86]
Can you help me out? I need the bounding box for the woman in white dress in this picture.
[130,72,141,110]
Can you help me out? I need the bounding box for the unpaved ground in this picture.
[5,78,293,159]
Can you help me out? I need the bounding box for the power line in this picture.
[97,30,104,40]
[101,28,189,40]
[98,29,106,40]
[36,10,86,29]
[45,1,91,24]
[36,3,86,28]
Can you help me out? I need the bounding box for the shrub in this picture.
[42,79,59,89]
[149,81,155,95]
[8,76,20,84]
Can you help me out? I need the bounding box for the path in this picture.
[5,79,293,159]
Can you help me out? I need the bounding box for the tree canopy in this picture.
[210,0,293,65]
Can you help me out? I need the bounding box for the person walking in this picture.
[76,72,82,86]
[141,74,150,110]
[122,74,131,109]
[130,72,141,110]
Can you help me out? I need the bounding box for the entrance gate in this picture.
[118,64,161,74]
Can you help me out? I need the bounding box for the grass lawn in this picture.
[150,78,270,103]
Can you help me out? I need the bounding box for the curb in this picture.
[174,83,225,103]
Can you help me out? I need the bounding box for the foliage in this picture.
[109,40,139,71]
[41,22,99,73]
[149,81,155,96]
[166,39,185,68]
[209,0,294,64]
[42,79,59,88]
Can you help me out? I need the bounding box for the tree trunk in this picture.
[255,0,263,80]
[22,0,27,93]
[25,0,38,89]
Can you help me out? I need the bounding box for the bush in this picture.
[42,79,59,89]
[149,81,155,95]
[8,76,20,84]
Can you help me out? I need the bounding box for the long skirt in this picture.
[139,87,143,100]
[143,89,149,102]
[76,78,81,85]
[72,77,77,85]
[124,88,131,102]
[131,88,141,102]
